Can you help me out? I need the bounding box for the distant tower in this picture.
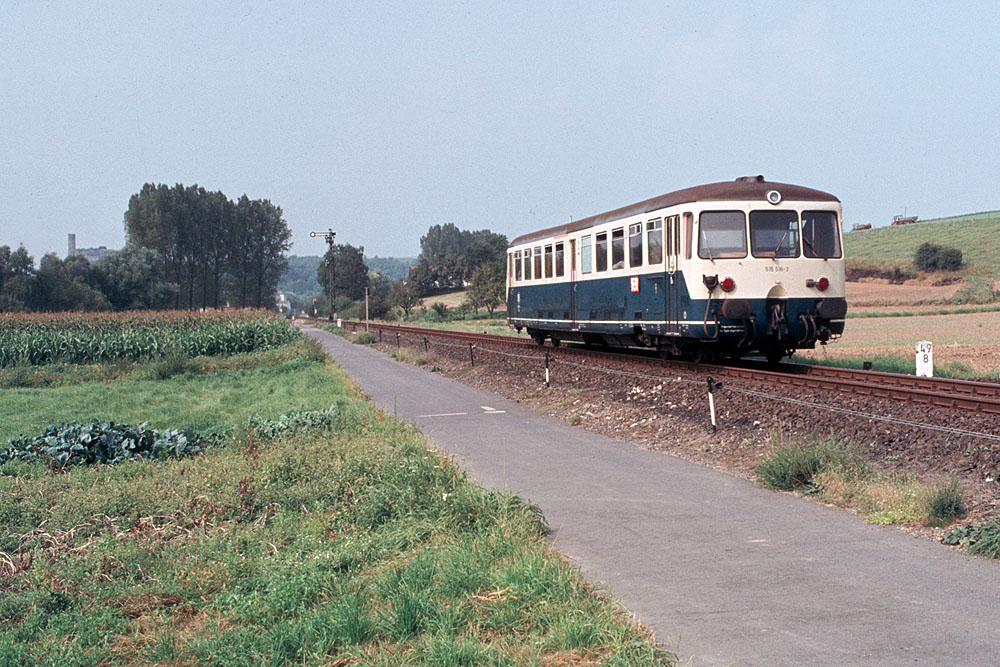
[68,233,77,258]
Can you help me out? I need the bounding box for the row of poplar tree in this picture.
[0,183,292,314]
[124,183,291,310]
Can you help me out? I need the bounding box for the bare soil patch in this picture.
[802,311,1000,375]
[846,280,964,304]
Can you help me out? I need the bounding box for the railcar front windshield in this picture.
[801,210,842,258]
[750,210,799,258]
[698,211,747,259]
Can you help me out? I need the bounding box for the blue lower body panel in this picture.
[508,272,845,356]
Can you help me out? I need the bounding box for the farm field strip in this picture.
[0,312,671,665]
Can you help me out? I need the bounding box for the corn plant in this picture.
[0,310,298,367]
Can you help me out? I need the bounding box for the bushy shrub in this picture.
[431,302,450,319]
[926,478,966,520]
[914,242,963,271]
[353,332,377,345]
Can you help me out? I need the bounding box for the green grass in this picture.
[848,304,1000,318]
[790,352,978,379]
[756,431,966,527]
[943,516,1000,558]
[0,340,354,443]
[0,337,672,665]
[845,211,1000,277]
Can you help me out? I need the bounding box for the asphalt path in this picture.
[301,325,1000,666]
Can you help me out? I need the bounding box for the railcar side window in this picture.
[683,213,693,259]
[596,232,608,272]
[750,210,800,258]
[555,242,564,277]
[544,245,553,278]
[801,211,842,258]
[611,228,625,269]
[523,249,532,280]
[628,224,643,268]
[698,211,747,259]
[533,247,543,279]
[514,250,522,281]
[647,219,663,264]
[581,235,593,274]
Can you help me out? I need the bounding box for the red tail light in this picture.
[816,276,830,291]
[720,276,736,293]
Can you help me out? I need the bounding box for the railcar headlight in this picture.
[766,190,782,205]
[720,276,736,293]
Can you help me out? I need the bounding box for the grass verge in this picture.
[755,431,966,526]
[0,342,672,665]
[0,339,341,443]
[789,352,978,379]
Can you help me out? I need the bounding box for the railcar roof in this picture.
[509,178,839,246]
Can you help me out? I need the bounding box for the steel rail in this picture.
[334,320,1000,415]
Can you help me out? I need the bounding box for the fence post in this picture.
[423,337,429,352]
[545,352,551,386]
[395,332,400,348]
[706,376,723,432]
[469,343,475,367]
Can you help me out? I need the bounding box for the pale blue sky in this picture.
[3,1,999,260]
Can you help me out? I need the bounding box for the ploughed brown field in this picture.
[796,281,1000,375]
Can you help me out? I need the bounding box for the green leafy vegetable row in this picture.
[2,420,202,467]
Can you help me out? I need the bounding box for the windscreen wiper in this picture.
[772,230,789,257]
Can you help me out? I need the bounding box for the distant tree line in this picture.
[0,244,176,312]
[125,183,291,309]
[408,224,507,293]
[306,223,507,317]
[0,183,291,313]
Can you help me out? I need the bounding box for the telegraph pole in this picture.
[310,229,336,319]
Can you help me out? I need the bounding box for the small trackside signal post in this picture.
[309,229,336,320]
[707,376,723,431]
[545,352,552,386]
[916,340,933,377]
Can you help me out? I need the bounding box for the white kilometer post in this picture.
[915,340,933,377]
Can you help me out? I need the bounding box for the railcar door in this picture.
[665,215,681,334]
[569,239,577,327]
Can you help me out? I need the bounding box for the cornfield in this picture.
[0,310,298,367]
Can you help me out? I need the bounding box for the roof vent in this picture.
[735,175,766,183]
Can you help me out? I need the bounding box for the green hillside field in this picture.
[844,210,1000,276]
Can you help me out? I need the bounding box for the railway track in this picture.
[331,320,1000,416]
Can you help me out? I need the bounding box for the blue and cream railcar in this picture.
[506,177,847,363]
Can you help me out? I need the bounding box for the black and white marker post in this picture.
[706,376,723,431]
